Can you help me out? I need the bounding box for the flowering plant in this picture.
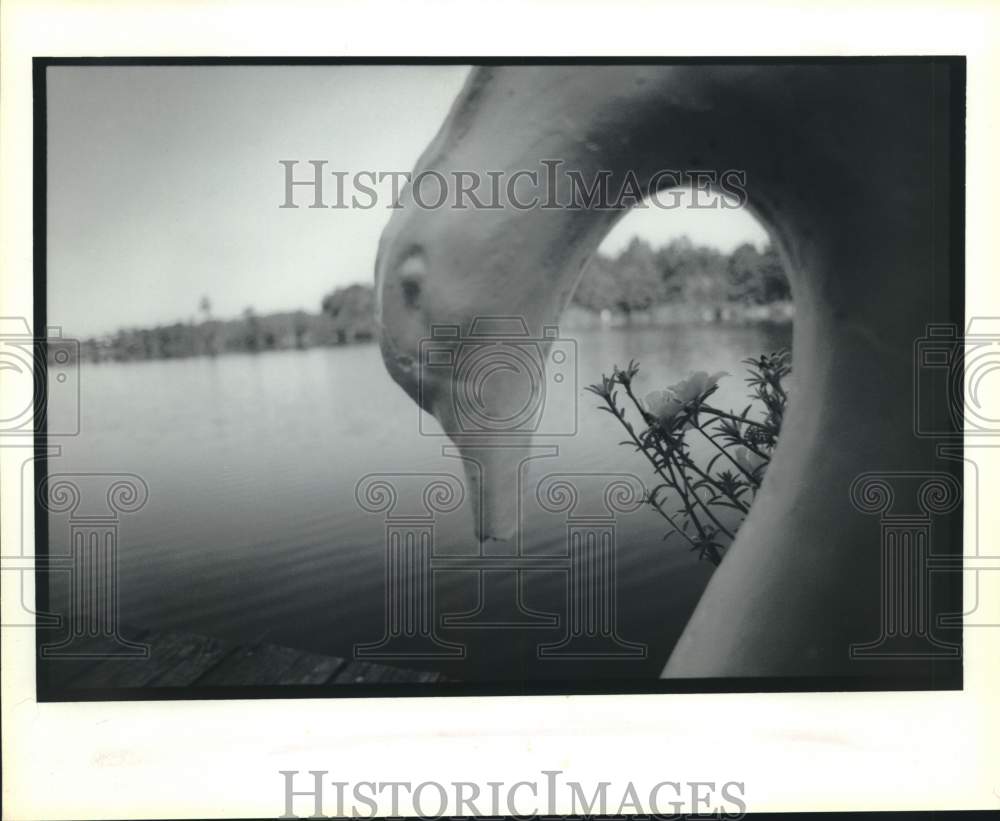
[586,350,791,566]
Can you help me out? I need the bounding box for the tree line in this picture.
[67,236,791,363]
[574,237,790,317]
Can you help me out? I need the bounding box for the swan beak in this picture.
[430,397,531,544]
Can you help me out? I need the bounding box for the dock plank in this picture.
[41,628,450,690]
[40,630,153,690]
[193,643,302,686]
[332,660,442,684]
[145,632,235,686]
[69,631,233,689]
[277,651,347,685]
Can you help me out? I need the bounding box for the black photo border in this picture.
[32,55,966,703]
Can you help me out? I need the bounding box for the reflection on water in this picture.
[47,323,791,681]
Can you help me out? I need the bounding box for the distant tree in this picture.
[655,236,727,303]
[727,242,765,304]
[196,295,219,355]
[612,238,662,318]
[578,235,793,316]
[727,242,792,304]
[321,284,376,343]
[293,310,309,349]
[574,253,621,312]
[242,306,261,351]
[757,245,792,303]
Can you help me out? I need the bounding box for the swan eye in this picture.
[396,249,426,309]
[400,277,421,308]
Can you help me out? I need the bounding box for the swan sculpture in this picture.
[374,63,961,680]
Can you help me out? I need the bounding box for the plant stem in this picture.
[646,498,697,546]
[768,374,787,404]
[673,428,752,514]
[649,449,705,542]
[695,423,757,486]
[605,398,698,549]
[619,378,657,427]
[699,405,772,432]
[662,449,708,542]
[669,450,735,540]
[615,385,737,541]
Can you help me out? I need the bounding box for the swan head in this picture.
[375,213,544,543]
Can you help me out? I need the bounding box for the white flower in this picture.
[643,389,685,424]
[644,370,727,427]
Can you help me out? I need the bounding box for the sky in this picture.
[47,65,769,337]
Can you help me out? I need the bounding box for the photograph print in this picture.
[33,58,965,699]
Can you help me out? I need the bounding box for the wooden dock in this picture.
[42,627,449,691]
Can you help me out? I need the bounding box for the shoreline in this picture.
[57,302,795,365]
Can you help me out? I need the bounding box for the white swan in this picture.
[374,64,961,679]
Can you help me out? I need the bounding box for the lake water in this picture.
[47,322,792,682]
